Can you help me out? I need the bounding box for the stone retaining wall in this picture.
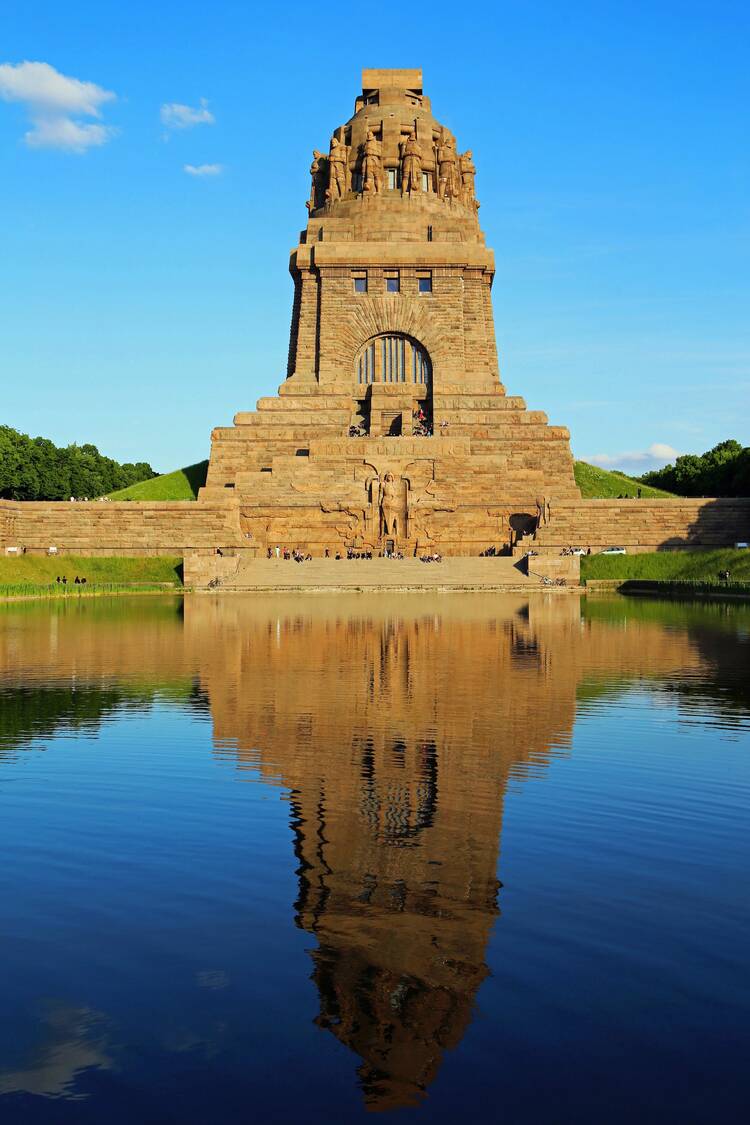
[1,497,748,559]
[532,498,750,554]
[0,499,242,556]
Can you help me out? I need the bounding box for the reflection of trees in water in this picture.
[583,597,750,721]
[0,685,132,757]
[0,679,210,760]
[669,610,750,718]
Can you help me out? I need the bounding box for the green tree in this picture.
[642,440,750,497]
[0,425,157,501]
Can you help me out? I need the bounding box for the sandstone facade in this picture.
[0,498,241,556]
[200,68,580,556]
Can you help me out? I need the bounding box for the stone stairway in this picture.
[201,555,541,592]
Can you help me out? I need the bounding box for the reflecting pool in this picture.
[0,593,748,1123]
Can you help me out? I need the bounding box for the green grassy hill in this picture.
[108,460,208,501]
[106,458,671,502]
[573,461,673,499]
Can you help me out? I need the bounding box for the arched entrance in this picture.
[356,334,432,387]
[353,334,432,437]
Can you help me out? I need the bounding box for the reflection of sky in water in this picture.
[0,1006,112,1099]
[0,594,748,1123]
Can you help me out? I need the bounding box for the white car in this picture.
[599,546,626,555]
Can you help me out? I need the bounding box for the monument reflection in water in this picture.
[0,592,747,1119]
[200,595,577,1109]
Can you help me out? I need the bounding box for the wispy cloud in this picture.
[161,98,215,130]
[183,163,223,177]
[0,60,116,152]
[586,442,679,473]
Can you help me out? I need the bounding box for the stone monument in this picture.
[201,68,580,557]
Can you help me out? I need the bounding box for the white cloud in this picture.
[586,442,680,474]
[161,98,215,130]
[183,163,223,177]
[0,60,116,152]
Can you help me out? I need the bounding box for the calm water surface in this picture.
[0,593,748,1123]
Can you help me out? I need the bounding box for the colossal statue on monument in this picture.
[400,130,423,195]
[326,136,347,201]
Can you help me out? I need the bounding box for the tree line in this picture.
[641,440,750,497]
[0,425,157,501]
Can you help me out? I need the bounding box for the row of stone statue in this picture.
[308,129,477,210]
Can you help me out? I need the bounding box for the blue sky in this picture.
[2,0,748,474]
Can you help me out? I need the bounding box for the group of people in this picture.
[419,553,443,563]
[68,496,112,502]
[412,407,431,437]
[267,547,312,562]
[55,575,87,585]
[346,411,449,440]
[560,546,592,556]
[268,546,415,560]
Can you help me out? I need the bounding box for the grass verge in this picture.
[581,548,750,583]
[0,556,183,586]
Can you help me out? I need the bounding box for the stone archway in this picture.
[353,333,433,439]
[354,333,431,387]
[336,298,449,382]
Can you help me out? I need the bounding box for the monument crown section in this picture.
[200,68,580,556]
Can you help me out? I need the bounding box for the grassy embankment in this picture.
[573,461,673,499]
[0,556,183,600]
[581,548,750,599]
[107,460,208,501]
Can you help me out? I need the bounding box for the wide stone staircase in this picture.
[195,555,543,592]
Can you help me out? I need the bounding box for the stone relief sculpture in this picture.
[307,150,326,212]
[327,136,347,201]
[379,472,407,537]
[436,131,460,200]
[399,131,423,195]
[362,130,384,193]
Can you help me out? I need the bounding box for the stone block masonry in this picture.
[0,499,242,556]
